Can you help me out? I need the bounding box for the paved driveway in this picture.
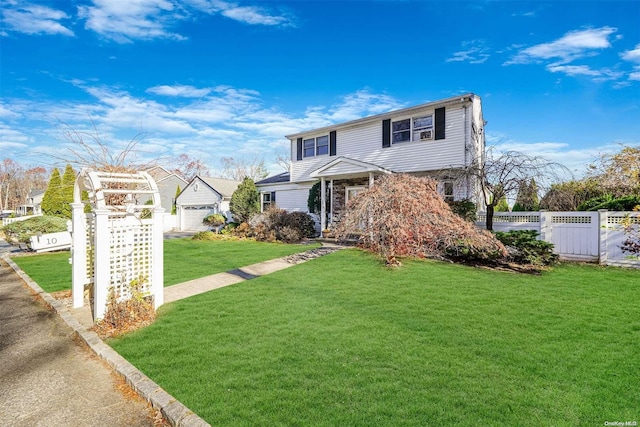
[0,258,157,427]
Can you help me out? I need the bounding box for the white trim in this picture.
[345,186,366,205]
[310,156,393,179]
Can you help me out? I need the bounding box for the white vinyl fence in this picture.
[476,210,640,268]
[2,213,43,227]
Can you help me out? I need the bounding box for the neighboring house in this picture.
[175,176,241,231]
[256,93,486,232]
[145,166,188,214]
[16,189,44,216]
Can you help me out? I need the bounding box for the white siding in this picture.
[277,188,312,212]
[291,104,469,183]
[258,182,313,213]
[177,178,223,206]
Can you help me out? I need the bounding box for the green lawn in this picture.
[10,251,71,293]
[110,249,640,426]
[10,238,319,292]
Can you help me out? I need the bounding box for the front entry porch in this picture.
[309,157,393,235]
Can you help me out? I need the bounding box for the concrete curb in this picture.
[1,254,211,427]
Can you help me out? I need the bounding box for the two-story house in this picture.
[256,93,486,232]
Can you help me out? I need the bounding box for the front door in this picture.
[345,186,366,205]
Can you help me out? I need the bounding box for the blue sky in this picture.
[1,0,639,177]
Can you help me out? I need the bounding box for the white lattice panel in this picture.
[85,213,95,284]
[552,215,592,224]
[107,217,154,300]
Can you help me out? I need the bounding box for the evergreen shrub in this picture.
[494,230,558,266]
[578,195,640,211]
[447,199,477,222]
[1,215,68,245]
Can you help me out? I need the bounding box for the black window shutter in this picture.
[435,107,446,140]
[296,138,303,161]
[271,191,276,203]
[329,131,337,156]
[382,119,391,148]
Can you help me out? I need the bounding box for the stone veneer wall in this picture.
[331,177,370,223]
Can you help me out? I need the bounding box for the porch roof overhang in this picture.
[309,156,394,180]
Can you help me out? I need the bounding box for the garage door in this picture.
[182,205,216,231]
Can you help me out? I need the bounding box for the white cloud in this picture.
[190,0,295,27]
[147,85,212,97]
[547,64,623,81]
[447,41,491,64]
[547,64,601,77]
[326,90,404,122]
[502,27,635,84]
[512,11,536,18]
[506,27,617,65]
[2,2,74,36]
[621,44,640,82]
[78,0,186,43]
[0,84,407,174]
[621,44,640,63]
[0,104,21,119]
[3,0,294,43]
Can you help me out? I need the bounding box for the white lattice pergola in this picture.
[71,168,164,321]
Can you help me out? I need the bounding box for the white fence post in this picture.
[70,203,87,309]
[152,207,165,309]
[539,210,551,242]
[93,208,110,320]
[598,210,608,265]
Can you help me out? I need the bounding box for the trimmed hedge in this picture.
[578,194,640,211]
[1,216,68,245]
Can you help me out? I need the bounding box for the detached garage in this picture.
[176,176,241,231]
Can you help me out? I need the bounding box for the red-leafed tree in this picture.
[335,174,507,265]
[173,154,210,181]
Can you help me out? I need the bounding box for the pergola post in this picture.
[152,206,165,309]
[71,202,87,309]
[93,208,110,320]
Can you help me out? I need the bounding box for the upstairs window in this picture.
[316,135,329,155]
[303,138,315,157]
[392,119,410,143]
[391,114,434,144]
[303,135,329,157]
[413,115,433,141]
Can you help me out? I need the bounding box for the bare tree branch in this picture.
[441,146,571,230]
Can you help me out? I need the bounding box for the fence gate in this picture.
[545,212,600,261]
[71,168,165,321]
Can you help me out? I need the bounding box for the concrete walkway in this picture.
[164,245,343,303]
